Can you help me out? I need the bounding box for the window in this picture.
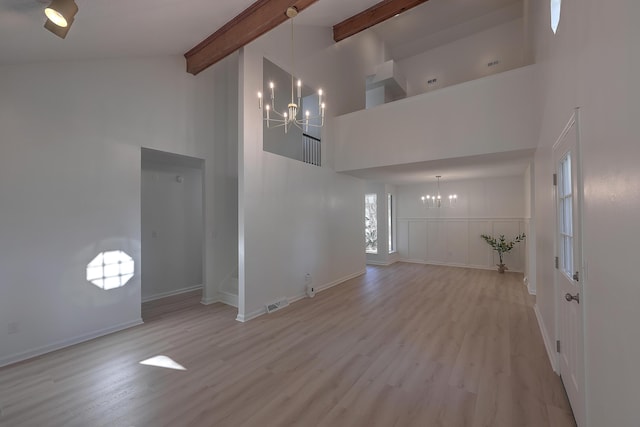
[550,0,561,34]
[365,193,377,254]
[558,153,573,276]
[388,193,394,253]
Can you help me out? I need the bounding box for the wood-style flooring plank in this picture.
[0,264,575,427]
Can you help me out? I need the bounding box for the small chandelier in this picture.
[257,7,325,134]
[421,176,457,208]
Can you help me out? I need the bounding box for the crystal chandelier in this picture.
[257,7,325,134]
[421,176,457,208]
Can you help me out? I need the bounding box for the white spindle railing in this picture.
[303,134,321,166]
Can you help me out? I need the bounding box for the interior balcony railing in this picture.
[303,133,321,167]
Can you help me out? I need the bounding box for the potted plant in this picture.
[481,233,526,273]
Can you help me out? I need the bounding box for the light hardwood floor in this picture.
[0,263,576,427]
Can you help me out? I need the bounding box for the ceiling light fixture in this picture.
[421,176,457,208]
[44,0,78,39]
[257,7,325,134]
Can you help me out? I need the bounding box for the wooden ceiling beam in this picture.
[185,0,319,76]
[333,0,430,43]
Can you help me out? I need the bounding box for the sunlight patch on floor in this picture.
[139,355,186,371]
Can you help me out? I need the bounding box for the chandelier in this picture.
[421,176,457,208]
[257,7,325,133]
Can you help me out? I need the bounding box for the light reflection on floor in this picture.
[139,355,187,371]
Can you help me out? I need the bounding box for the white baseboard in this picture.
[398,258,524,274]
[236,307,265,323]
[317,269,366,293]
[534,304,558,373]
[236,269,366,323]
[219,291,238,308]
[201,291,238,308]
[524,277,536,295]
[288,292,308,305]
[0,318,143,368]
[142,285,202,303]
[200,295,219,305]
[366,259,399,266]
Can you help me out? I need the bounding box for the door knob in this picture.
[565,293,580,303]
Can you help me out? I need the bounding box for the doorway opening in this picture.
[141,148,205,321]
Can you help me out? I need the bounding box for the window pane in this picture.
[387,193,393,253]
[365,194,378,254]
[563,153,572,196]
[563,236,573,275]
[559,196,566,233]
[564,197,573,236]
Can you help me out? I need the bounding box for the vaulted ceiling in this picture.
[0,0,521,66]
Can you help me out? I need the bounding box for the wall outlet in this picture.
[7,321,19,335]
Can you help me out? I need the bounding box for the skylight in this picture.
[551,0,561,34]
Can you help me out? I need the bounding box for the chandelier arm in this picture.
[263,120,288,129]
[268,108,287,118]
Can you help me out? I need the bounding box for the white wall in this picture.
[396,176,526,271]
[237,24,379,320]
[523,161,536,294]
[141,164,203,302]
[0,55,237,366]
[530,0,640,425]
[331,64,541,172]
[398,18,526,97]
[250,25,387,118]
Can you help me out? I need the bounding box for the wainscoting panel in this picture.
[408,221,428,261]
[426,221,446,262]
[469,220,493,267]
[446,221,469,265]
[398,218,526,272]
[397,220,409,259]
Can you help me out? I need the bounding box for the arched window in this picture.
[551,0,561,34]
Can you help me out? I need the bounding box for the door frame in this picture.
[552,108,587,426]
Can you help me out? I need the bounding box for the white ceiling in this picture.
[341,150,535,185]
[0,0,522,65]
[0,0,529,184]
[372,0,522,59]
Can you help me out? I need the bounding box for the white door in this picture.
[553,110,585,427]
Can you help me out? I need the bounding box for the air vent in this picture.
[266,298,290,314]
[487,60,500,67]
